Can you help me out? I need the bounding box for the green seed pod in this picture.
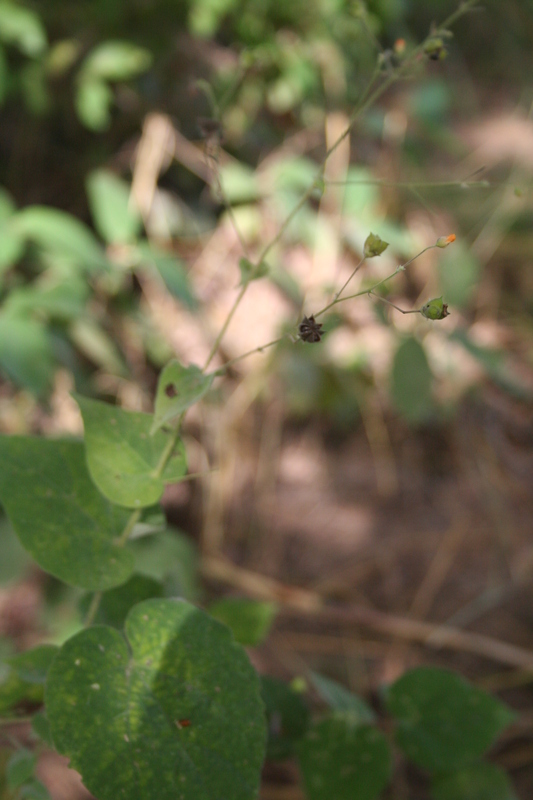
[421,297,449,320]
[364,232,389,258]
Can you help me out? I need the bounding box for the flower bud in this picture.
[436,233,456,248]
[424,38,447,60]
[364,232,389,258]
[421,297,449,320]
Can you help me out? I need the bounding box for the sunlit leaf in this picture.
[0,437,134,590]
[87,170,141,245]
[0,2,47,57]
[76,395,187,508]
[209,598,277,646]
[75,77,113,131]
[0,314,55,396]
[46,598,267,800]
[82,41,152,81]
[151,361,214,434]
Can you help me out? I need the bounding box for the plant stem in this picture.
[334,255,366,301]
[370,292,421,315]
[84,591,103,626]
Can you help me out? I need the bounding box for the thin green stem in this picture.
[213,335,288,375]
[369,292,421,315]
[326,178,491,189]
[84,591,103,626]
[334,256,366,301]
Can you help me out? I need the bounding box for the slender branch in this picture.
[370,292,421,315]
[84,591,103,626]
[334,255,366,301]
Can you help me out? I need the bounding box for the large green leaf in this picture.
[10,206,107,271]
[386,667,516,773]
[391,336,433,423]
[0,315,55,396]
[298,716,391,800]
[76,395,187,508]
[0,437,134,590]
[46,598,267,800]
[151,361,214,434]
[431,762,517,800]
[208,598,277,646]
[87,169,141,245]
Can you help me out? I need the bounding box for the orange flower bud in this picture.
[436,234,456,248]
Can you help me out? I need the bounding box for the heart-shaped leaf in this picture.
[386,667,516,773]
[298,716,391,800]
[46,598,267,800]
[0,437,134,590]
[76,395,187,508]
[151,361,214,434]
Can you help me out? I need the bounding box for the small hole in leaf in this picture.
[165,383,178,398]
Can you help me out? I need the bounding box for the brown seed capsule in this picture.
[298,315,323,343]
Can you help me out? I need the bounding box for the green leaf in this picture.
[6,749,37,790]
[10,206,107,272]
[32,710,54,746]
[136,245,197,309]
[75,77,113,131]
[0,515,31,585]
[0,315,55,396]
[76,395,188,508]
[4,278,89,321]
[298,716,392,800]
[391,337,433,423]
[81,41,152,81]
[431,762,518,800]
[0,2,47,57]
[310,672,376,723]
[8,645,59,684]
[218,163,260,205]
[208,598,277,646]
[87,170,141,245]
[437,241,480,308]
[386,667,516,773]
[79,574,165,628]
[0,668,43,715]
[45,598,267,800]
[261,676,310,760]
[69,318,127,375]
[0,437,134,590]
[129,528,200,600]
[151,361,214,434]
[238,257,269,287]
[0,187,23,273]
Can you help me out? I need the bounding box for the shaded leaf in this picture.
[431,762,517,800]
[32,710,54,746]
[151,361,214,434]
[87,170,141,245]
[391,337,433,423]
[0,437,134,590]
[0,315,55,396]
[46,598,267,800]
[76,395,187,508]
[209,598,277,647]
[7,749,36,790]
[261,676,310,760]
[8,645,59,684]
[298,716,391,800]
[136,245,197,309]
[20,780,51,800]
[310,672,376,724]
[129,528,200,600]
[386,667,516,773]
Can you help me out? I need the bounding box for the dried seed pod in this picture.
[298,315,324,343]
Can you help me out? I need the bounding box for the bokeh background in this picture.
[1,0,533,797]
